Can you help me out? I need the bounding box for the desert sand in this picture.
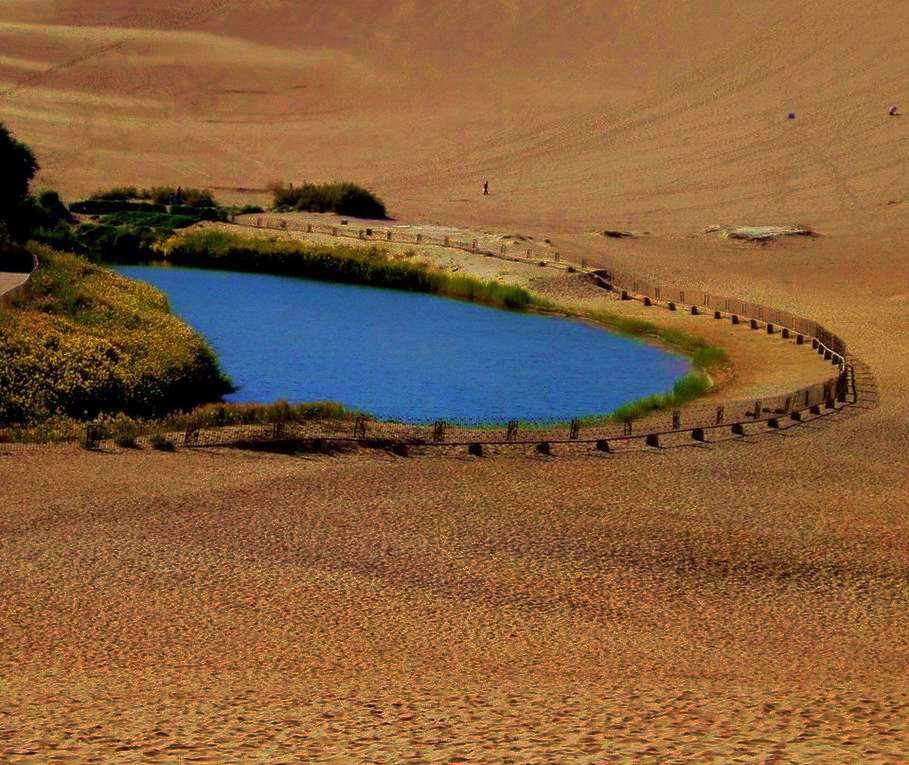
[1,1,907,762]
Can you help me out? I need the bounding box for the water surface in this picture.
[118,265,690,423]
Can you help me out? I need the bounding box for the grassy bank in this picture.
[0,400,363,444]
[572,307,728,422]
[0,244,232,425]
[163,229,540,310]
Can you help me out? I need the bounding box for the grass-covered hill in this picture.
[0,244,232,425]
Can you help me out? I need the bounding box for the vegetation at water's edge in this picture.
[0,400,365,444]
[567,307,728,423]
[0,244,233,425]
[87,186,218,208]
[163,229,540,310]
[605,371,712,423]
[270,180,387,219]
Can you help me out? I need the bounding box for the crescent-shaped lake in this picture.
[117,265,690,423]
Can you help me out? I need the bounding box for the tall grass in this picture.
[89,186,217,208]
[164,229,539,310]
[270,181,387,219]
[608,371,712,423]
[569,307,729,423]
[0,400,363,444]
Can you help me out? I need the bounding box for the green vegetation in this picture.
[0,240,34,274]
[270,180,387,219]
[148,433,175,451]
[0,399,364,444]
[32,210,209,263]
[1,124,72,245]
[95,211,200,233]
[0,244,233,426]
[0,122,39,242]
[70,200,167,215]
[163,229,540,310]
[89,186,218,208]
[607,371,712,423]
[562,307,729,423]
[113,422,139,448]
[581,307,727,365]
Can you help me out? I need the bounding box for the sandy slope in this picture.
[0,1,907,762]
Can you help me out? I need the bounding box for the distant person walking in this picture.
[482,180,489,196]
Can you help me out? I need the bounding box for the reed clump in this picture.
[163,229,539,310]
[270,181,387,219]
[609,371,712,423]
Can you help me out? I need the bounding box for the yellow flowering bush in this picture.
[0,244,232,424]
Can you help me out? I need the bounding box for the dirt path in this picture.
[0,271,27,298]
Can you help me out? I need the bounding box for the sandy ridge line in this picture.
[0,0,238,99]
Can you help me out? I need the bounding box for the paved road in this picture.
[0,271,28,300]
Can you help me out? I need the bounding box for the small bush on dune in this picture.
[88,186,218,208]
[149,433,174,451]
[89,186,143,202]
[271,181,387,219]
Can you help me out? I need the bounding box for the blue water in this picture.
[117,265,690,423]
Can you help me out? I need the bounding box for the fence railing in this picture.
[231,213,847,361]
[232,213,566,267]
[590,268,848,360]
[58,363,852,456]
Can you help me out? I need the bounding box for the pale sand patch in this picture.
[0,53,48,71]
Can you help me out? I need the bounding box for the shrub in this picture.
[169,204,226,221]
[0,122,39,242]
[100,211,198,235]
[71,200,167,215]
[70,223,158,263]
[89,186,143,201]
[36,190,70,224]
[31,224,83,254]
[149,433,175,451]
[271,181,387,219]
[0,244,233,425]
[0,240,34,273]
[113,425,139,448]
[88,186,218,208]
[149,187,216,208]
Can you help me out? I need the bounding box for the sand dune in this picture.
[0,1,907,762]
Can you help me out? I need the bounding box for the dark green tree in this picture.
[0,122,40,241]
